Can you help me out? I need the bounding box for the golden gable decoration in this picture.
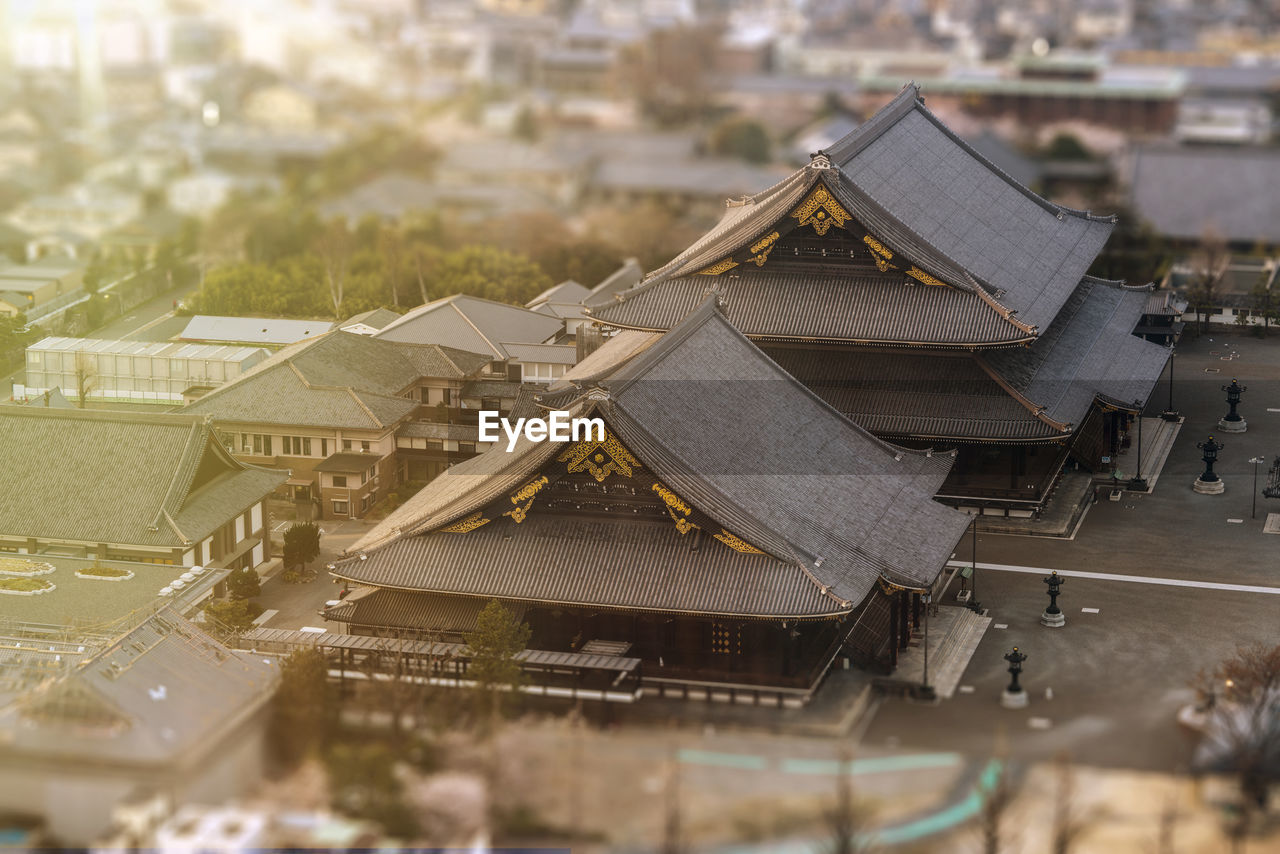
[863,234,897,272]
[698,257,739,276]
[790,185,851,236]
[558,430,642,483]
[440,512,490,533]
[906,266,947,287]
[713,529,765,554]
[748,231,780,267]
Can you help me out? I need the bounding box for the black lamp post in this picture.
[1218,378,1248,432]
[1001,647,1029,708]
[967,514,982,614]
[1041,571,1065,627]
[1194,436,1225,495]
[1250,457,1265,519]
[1162,349,1180,422]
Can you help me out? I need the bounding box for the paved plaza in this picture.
[865,328,1280,773]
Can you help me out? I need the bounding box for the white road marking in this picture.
[947,560,1280,595]
[1028,717,1053,730]
[1227,518,1244,524]
[1081,608,1100,614]
[1267,408,1280,413]
[958,685,975,694]
[993,623,1008,629]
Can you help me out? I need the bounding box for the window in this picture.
[343,439,353,451]
[321,438,329,457]
[442,388,451,405]
[458,442,476,455]
[361,440,371,453]
[332,500,349,515]
[241,434,252,453]
[332,475,347,487]
[251,434,273,456]
[360,468,368,485]
[427,439,444,450]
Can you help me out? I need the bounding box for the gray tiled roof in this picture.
[594,271,1030,345]
[763,347,1055,441]
[324,588,521,633]
[0,407,285,548]
[0,609,277,765]
[336,300,970,616]
[1129,144,1280,243]
[584,258,644,307]
[186,331,488,430]
[502,342,578,364]
[528,280,591,308]
[340,307,402,330]
[376,294,564,359]
[593,84,1114,341]
[985,277,1171,426]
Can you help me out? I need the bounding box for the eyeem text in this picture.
[478,410,605,452]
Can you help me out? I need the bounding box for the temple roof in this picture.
[768,277,1171,442]
[591,84,1116,346]
[332,300,970,619]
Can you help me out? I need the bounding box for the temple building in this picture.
[587,84,1172,515]
[326,300,971,703]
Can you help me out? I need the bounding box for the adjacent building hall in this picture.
[0,407,284,568]
[183,331,493,518]
[20,337,269,405]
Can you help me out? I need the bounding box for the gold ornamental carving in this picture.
[558,430,641,483]
[790,185,851,236]
[748,231,780,267]
[440,512,490,533]
[863,234,897,272]
[698,257,739,276]
[652,482,698,535]
[714,528,765,554]
[906,266,946,287]
[503,475,548,524]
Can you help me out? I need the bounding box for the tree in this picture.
[226,565,261,600]
[73,351,96,407]
[430,245,554,305]
[1188,228,1230,334]
[202,597,262,636]
[316,220,353,319]
[1192,643,1280,819]
[1043,132,1093,161]
[325,742,419,837]
[1050,753,1087,854]
[825,741,872,854]
[283,522,322,572]
[1250,276,1277,335]
[269,648,334,767]
[980,760,1014,854]
[464,599,531,730]
[709,116,772,164]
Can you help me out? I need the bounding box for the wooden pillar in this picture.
[889,595,899,668]
[899,591,911,649]
[912,592,921,631]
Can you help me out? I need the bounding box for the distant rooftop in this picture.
[179,315,334,346]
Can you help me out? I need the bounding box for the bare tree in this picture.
[316,220,352,319]
[826,740,873,854]
[359,631,448,746]
[1188,227,1230,334]
[1050,753,1088,854]
[660,746,681,854]
[73,351,96,407]
[981,760,1014,854]
[1192,643,1280,824]
[380,228,404,309]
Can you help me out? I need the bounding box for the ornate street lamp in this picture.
[1194,435,1225,495]
[1263,456,1280,500]
[1128,402,1148,492]
[1041,571,1065,628]
[1001,647,1029,708]
[1218,378,1248,433]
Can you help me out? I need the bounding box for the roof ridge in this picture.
[819,81,921,163]
[151,420,206,531]
[450,301,505,359]
[346,387,386,427]
[973,354,1072,433]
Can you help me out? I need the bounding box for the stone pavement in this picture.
[893,605,993,700]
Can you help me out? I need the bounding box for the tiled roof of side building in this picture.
[339,306,403,331]
[325,588,523,633]
[338,299,971,615]
[528,280,591,308]
[0,609,277,765]
[185,331,488,430]
[984,277,1171,428]
[0,407,285,547]
[502,342,578,364]
[375,294,565,359]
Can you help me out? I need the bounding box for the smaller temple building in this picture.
[326,299,971,704]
